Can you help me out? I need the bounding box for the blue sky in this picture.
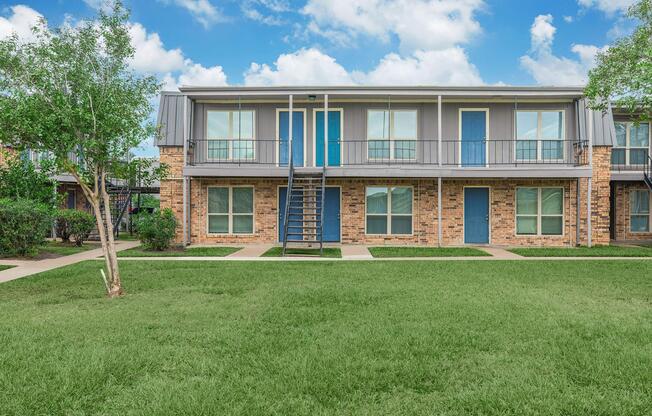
[0,0,638,155]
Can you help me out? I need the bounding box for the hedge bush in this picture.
[0,198,53,257]
[56,209,95,246]
[135,208,178,251]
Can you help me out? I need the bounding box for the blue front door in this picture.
[315,110,341,167]
[279,111,304,166]
[279,187,340,242]
[464,187,489,244]
[461,110,486,166]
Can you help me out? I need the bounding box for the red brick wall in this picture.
[613,182,652,241]
[158,147,615,247]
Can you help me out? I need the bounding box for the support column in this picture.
[437,95,443,247]
[182,96,189,246]
[288,94,293,166]
[324,94,328,167]
[438,177,442,247]
[587,108,594,247]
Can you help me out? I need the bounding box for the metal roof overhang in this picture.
[176,85,586,101]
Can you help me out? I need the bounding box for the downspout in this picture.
[437,95,442,247]
[587,107,594,248]
[575,100,581,246]
[182,96,189,246]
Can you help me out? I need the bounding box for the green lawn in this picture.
[510,245,652,257]
[117,246,241,257]
[39,241,101,257]
[0,241,100,260]
[262,247,342,258]
[0,265,13,271]
[369,246,490,257]
[0,260,650,415]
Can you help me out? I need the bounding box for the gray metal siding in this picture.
[578,98,615,147]
[189,99,580,166]
[156,92,185,147]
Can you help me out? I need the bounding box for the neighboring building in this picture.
[154,86,650,247]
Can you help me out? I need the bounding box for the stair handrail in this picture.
[319,164,326,256]
[113,189,132,238]
[281,149,294,256]
[644,155,652,190]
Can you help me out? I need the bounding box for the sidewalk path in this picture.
[0,240,140,284]
[479,246,524,259]
[341,245,373,260]
[227,244,273,258]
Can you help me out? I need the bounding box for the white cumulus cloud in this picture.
[244,48,354,86]
[128,23,186,73]
[520,14,606,85]
[0,5,42,42]
[577,0,636,15]
[302,0,484,52]
[158,0,223,28]
[244,47,483,86]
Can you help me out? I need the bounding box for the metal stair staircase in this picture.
[644,156,652,191]
[281,161,326,256]
[88,180,133,240]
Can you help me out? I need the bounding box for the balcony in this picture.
[186,138,590,178]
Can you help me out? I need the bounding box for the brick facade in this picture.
[159,145,643,247]
[613,182,652,241]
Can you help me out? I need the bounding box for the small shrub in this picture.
[68,210,95,246]
[56,209,96,246]
[136,208,177,251]
[55,210,72,242]
[0,198,53,257]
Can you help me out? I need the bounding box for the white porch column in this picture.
[437,95,443,247]
[324,94,329,167]
[288,94,293,166]
[182,96,189,246]
[587,108,594,247]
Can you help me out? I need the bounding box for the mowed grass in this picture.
[40,241,100,256]
[0,265,13,271]
[510,245,652,257]
[117,246,241,257]
[262,247,342,258]
[0,261,651,415]
[369,246,490,257]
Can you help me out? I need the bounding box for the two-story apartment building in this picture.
[156,86,651,248]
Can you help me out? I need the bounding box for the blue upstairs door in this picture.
[279,111,304,167]
[279,187,340,242]
[464,187,489,244]
[315,110,342,167]
[461,110,487,166]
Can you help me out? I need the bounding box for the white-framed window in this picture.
[516,187,564,235]
[630,189,650,233]
[207,186,254,234]
[515,110,564,161]
[206,110,255,161]
[366,186,413,235]
[612,122,649,166]
[367,110,417,161]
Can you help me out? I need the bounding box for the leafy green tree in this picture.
[585,0,652,120]
[0,151,59,209]
[0,1,160,297]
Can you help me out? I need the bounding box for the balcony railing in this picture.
[189,138,589,168]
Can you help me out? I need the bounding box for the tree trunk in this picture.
[100,177,123,297]
[74,169,123,298]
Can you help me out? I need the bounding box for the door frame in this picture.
[463,185,491,244]
[458,108,490,168]
[275,108,307,167]
[312,108,344,168]
[276,185,342,242]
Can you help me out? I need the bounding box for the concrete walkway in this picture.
[480,246,524,259]
[226,244,273,258]
[341,245,373,259]
[0,240,140,284]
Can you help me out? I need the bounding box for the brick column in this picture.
[159,146,185,243]
[579,146,611,245]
